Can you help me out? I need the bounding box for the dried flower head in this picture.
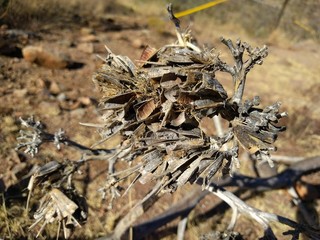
[29,188,83,239]
[92,13,286,202]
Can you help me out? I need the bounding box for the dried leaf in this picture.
[171,111,186,126]
[181,71,202,88]
[164,88,179,102]
[160,73,182,88]
[160,100,173,127]
[139,46,158,64]
[233,123,275,154]
[199,117,216,137]
[177,92,195,105]
[136,99,156,121]
[103,92,136,105]
[194,99,219,109]
[176,156,202,186]
[50,189,78,218]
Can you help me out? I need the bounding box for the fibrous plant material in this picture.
[92,4,285,201]
[29,188,80,239]
[12,4,320,240]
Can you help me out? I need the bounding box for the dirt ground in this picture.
[0,0,319,239]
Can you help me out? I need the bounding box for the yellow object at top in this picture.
[174,0,228,18]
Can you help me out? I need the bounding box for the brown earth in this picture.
[0,0,319,239]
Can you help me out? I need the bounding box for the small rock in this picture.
[70,108,86,118]
[49,81,61,95]
[65,90,79,100]
[38,101,61,116]
[132,38,144,49]
[77,42,104,53]
[13,88,28,98]
[78,97,91,106]
[22,46,68,69]
[56,93,67,101]
[59,100,80,110]
[80,27,95,35]
[79,34,98,43]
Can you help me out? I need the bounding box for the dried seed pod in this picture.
[136,99,156,121]
[29,188,82,239]
[232,99,286,160]
[171,111,186,126]
[91,22,286,201]
[138,45,159,66]
[26,161,62,211]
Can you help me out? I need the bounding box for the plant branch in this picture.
[122,156,320,238]
[205,184,320,239]
[220,38,268,104]
[16,117,114,158]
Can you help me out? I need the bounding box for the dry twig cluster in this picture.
[12,4,320,240]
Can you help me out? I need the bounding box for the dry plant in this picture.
[10,3,320,240]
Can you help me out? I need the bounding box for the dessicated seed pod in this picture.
[91,25,286,199]
[136,99,157,121]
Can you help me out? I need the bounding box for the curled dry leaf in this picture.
[92,20,285,200]
[29,188,81,239]
[138,45,158,66]
[136,99,156,121]
[171,111,186,127]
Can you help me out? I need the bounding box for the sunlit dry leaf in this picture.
[160,100,173,127]
[139,150,163,184]
[160,73,182,88]
[199,117,216,137]
[177,155,202,186]
[138,45,158,65]
[147,122,162,132]
[171,111,186,126]
[136,99,156,121]
[164,88,179,102]
[233,123,275,154]
[142,66,175,79]
[50,189,78,218]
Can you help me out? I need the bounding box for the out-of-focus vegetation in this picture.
[0,0,135,29]
[1,0,319,41]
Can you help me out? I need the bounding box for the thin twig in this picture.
[205,184,320,239]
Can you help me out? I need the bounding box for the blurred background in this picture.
[1,0,319,41]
